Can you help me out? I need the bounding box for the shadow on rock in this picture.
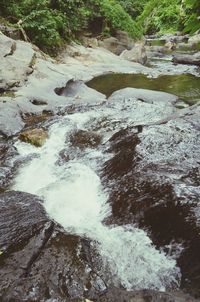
[101,105,200,298]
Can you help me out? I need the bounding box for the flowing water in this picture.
[13,108,180,291]
[12,46,200,293]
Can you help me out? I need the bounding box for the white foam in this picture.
[13,113,180,291]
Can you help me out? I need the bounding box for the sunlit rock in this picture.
[120,43,147,65]
[20,128,48,147]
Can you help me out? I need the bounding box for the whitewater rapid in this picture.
[13,112,181,291]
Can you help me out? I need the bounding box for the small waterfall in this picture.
[13,113,180,291]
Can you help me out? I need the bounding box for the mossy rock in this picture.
[20,128,48,147]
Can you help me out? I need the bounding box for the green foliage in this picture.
[2,0,199,52]
[183,0,200,33]
[118,0,148,18]
[99,0,141,38]
[137,0,181,34]
[0,0,142,51]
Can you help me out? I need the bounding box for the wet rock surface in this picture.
[89,288,198,302]
[102,103,200,297]
[0,191,108,302]
[69,130,102,149]
[0,140,19,190]
[0,191,199,301]
[20,128,49,147]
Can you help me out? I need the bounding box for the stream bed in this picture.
[1,44,200,301]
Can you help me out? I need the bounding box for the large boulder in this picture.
[0,191,107,301]
[120,43,147,65]
[102,103,200,297]
[99,32,134,55]
[99,37,125,55]
[172,52,200,66]
[115,30,134,50]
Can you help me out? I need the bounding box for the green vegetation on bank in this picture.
[184,0,200,34]
[0,0,199,52]
[0,0,141,51]
[136,0,181,34]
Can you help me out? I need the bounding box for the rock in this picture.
[109,87,179,105]
[92,288,198,302]
[0,191,197,301]
[145,45,167,59]
[55,80,106,105]
[120,43,147,65]
[99,32,134,55]
[188,33,200,46]
[0,100,25,137]
[19,128,48,147]
[30,99,48,106]
[0,23,21,40]
[99,37,124,55]
[165,41,176,50]
[115,30,134,50]
[172,52,200,66]
[82,36,99,48]
[176,42,194,50]
[0,141,18,190]
[0,191,106,301]
[146,50,165,59]
[0,191,48,250]
[163,34,189,44]
[0,33,35,90]
[70,130,102,149]
[102,104,200,297]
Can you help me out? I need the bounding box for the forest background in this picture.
[0,0,199,52]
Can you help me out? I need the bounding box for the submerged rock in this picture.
[70,130,102,149]
[20,128,48,147]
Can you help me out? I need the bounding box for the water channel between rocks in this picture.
[13,111,181,292]
[10,55,200,297]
